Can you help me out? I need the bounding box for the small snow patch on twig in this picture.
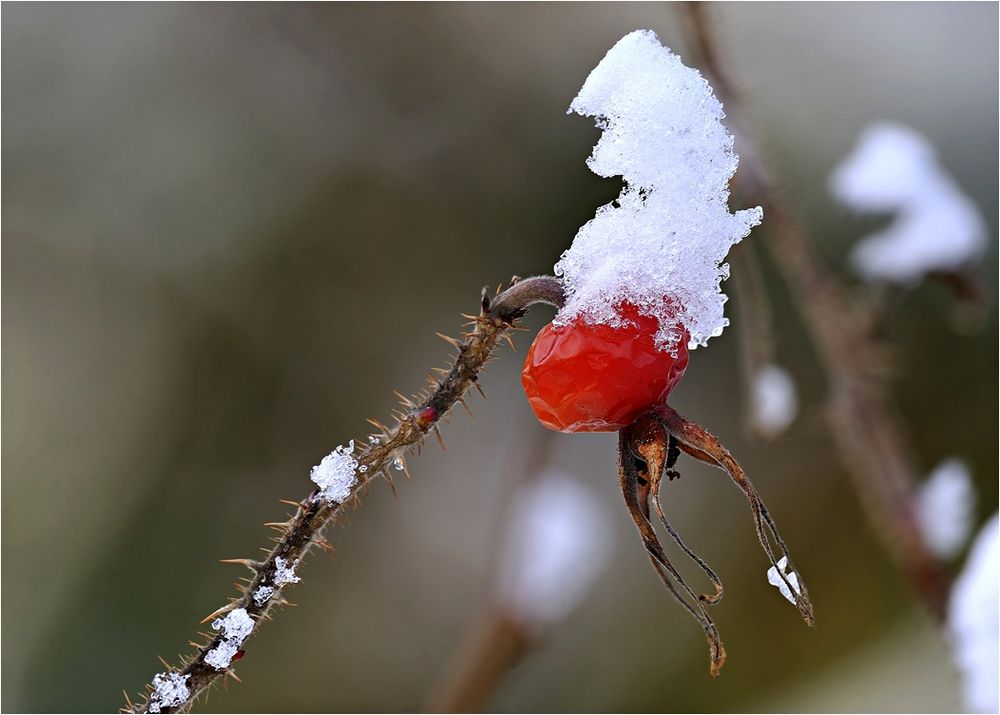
[204,608,254,670]
[273,556,301,586]
[915,458,976,559]
[766,556,801,605]
[148,672,190,713]
[252,586,274,606]
[310,441,358,504]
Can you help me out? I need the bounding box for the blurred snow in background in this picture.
[830,123,986,284]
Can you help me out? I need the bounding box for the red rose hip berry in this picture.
[521,303,689,432]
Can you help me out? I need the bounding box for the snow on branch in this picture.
[830,123,986,284]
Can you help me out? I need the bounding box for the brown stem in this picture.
[681,3,949,621]
[127,276,565,713]
[422,610,532,713]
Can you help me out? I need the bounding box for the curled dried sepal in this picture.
[654,404,814,627]
[618,406,814,676]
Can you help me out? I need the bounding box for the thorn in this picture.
[313,536,333,552]
[157,655,171,669]
[200,603,235,624]
[278,499,302,508]
[431,367,450,376]
[393,390,414,407]
[501,332,517,351]
[458,397,473,417]
[435,331,462,348]
[263,521,291,529]
[259,547,272,555]
[188,641,203,649]
[229,671,243,684]
[384,472,398,498]
[433,426,447,451]
[366,417,390,433]
[122,691,134,709]
[481,287,491,313]
[220,558,258,571]
[473,382,486,399]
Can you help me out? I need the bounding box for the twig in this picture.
[422,609,532,713]
[681,3,950,620]
[126,276,566,713]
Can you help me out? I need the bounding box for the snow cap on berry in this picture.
[555,29,762,352]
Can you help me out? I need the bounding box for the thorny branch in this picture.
[681,3,951,620]
[126,276,566,713]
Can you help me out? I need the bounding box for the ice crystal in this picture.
[310,441,358,504]
[148,672,190,713]
[205,608,254,670]
[252,585,274,606]
[555,29,762,353]
[273,556,301,586]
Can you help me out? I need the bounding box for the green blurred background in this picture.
[3,3,997,712]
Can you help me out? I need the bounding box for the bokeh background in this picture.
[3,3,997,712]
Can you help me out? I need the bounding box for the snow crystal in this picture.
[766,556,801,605]
[148,672,190,713]
[273,556,301,586]
[310,441,358,504]
[211,608,255,642]
[205,608,254,670]
[252,585,274,606]
[204,640,240,671]
[947,514,999,713]
[750,365,798,438]
[554,29,762,353]
[496,471,612,628]
[915,458,976,559]
[830,123,985,284]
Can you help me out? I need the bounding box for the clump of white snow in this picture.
[148,671,190,713]
[915,458,976,559]
[947,514,999,713]
[750,365,798,438]
[310,441,358,504]
[496,471,612,629]
[554,29,762,353]
[252,585,274,606]
[273,556,301,586]
[766,556,802,605]
[203,641,240,671]
[830,123,985,284]
[204,608,254,670]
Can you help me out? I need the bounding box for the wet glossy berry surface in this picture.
[521,303,689,432]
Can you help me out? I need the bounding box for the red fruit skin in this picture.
[521,304,689,433]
